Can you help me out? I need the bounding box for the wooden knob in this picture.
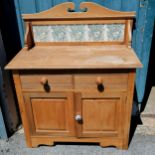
[96,77,103,85]
[40,77,48,85]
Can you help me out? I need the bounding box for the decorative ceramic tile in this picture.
[33,24,125,42]
[107,24,125,41]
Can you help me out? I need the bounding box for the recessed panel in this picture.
[31,98,66,131]
[82,99,117,131]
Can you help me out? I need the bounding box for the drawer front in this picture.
[20,73,73,91]
[74,73,128,92]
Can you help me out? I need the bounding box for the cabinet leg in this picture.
[116,145,128,150]
[122,139,129,150]
[32,144,39,148]
[25,140,32,148]
[121,143,129,150]
[121,145,128,150]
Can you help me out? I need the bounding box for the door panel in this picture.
[32,98,67,131]
[24,92,75,136]
[83,99,117,131]
[75,92,126,138]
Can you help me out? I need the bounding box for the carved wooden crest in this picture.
[23,2,135,20]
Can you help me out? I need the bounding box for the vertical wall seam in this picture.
[51,0,54,7]
[34,0,39,12]
[14,0,25,46]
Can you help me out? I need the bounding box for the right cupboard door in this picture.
[75,92,126,138]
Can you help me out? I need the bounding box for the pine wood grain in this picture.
[31,136,124,149]
[12,71,32,147]
[74,73,128,92]
[5,45,142,70]
[20,73,73,91]
[23,92,75,136]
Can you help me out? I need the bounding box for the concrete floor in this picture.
[135,87,155,135]
[0,132,155,155]
[0,87,155,155]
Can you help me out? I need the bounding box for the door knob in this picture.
[75,115,82,122]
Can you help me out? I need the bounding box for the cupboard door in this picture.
[24,92,75,136]
[75,92,126,138]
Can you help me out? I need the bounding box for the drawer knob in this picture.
[96,77,103,85]
[96,77,104,92]
[75,115,82,122]
[40,77,50,92]
[40,77,48,85]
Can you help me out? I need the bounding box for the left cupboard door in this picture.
[23,92,75,136]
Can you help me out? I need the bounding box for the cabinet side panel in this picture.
[123,69,136,149]
[12,70,32,147]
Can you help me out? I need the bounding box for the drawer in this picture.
[20,73,73,91]
[74,73,128,92]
